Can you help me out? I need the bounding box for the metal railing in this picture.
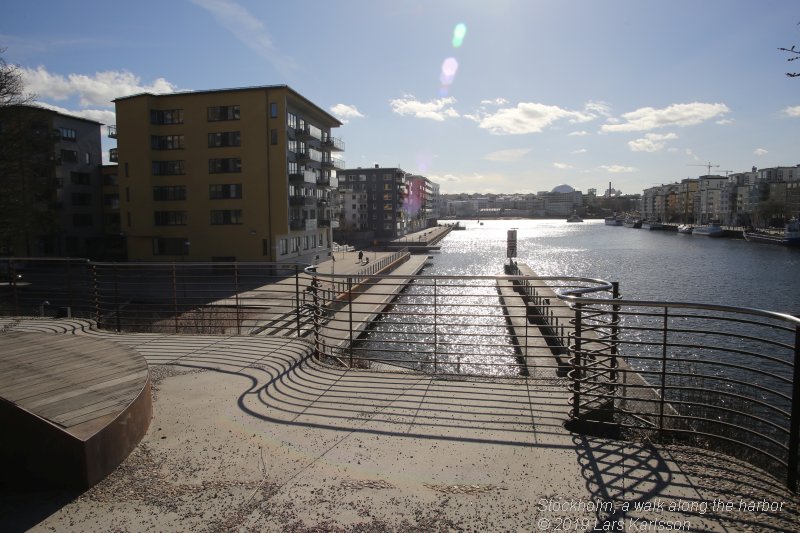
[561,291,800,491]
[3,256,800,490]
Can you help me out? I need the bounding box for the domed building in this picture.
[532,184,583,217]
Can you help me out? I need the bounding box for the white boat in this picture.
[677,224,693,234]
[692,222,724,237]
[566,212,583,223]
[604,215,622,226]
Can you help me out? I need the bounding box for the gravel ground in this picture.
[2,363,799,532]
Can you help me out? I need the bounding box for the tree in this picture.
[0,48,33,107]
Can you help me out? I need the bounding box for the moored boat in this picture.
[623,216,642,228]
[743,219,800,246]
[693,222,724,237]
[677,224,693,234]
[641,220,664,230]
[566,211,583,223]
[604,214,623,226]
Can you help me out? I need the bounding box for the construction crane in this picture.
[687,161,720,176]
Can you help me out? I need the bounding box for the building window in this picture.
[208,131,241,147]
[279,239,288,255]
[72,213,93,227]
[209,184,242,199]
[270,129,277,145]
[150,109,184,125]
[104,193,120,209]
[154,211,187,226]
[70,172,91,185]
[152,160,185,175]
[58,127,77,141]
[152,237,188,255]
[151,135,185,150]
[210,209,243,225]
[209,158,241,173]
[71,193,92,206]
[270,102,278,118]
[287,112,297,129]
[207,105,240,121]
[61,149,78,163]
[153,185,187,201]
[262,239,270,256]
[85,152,91,165]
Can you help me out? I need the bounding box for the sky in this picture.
[2,0,799,195]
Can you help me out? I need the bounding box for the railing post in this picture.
[295,265,301,337]
[659,307,669,433]
[433,278,438,373]
[610,282,620,385]
[787,325,800,492]
[348,277,354,367]
[172,263,178,334]
[112,262,121,333]
[91,263,99,325]
[572,303,583,419]
[10,259,20,316]
[234,263,241,335]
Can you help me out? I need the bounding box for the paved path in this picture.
[1,318,799,532]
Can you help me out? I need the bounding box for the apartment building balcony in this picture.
[316,176,330,187]
[321,135,345,152]
[295,150,309,164]
[294,126,313,140]
[317,218,331,227]
[290,170,317,184]
[107,125,117,139]
[289,218,318,231]
[109,148,118,163]
[289,195,315,207]
[321,157,345,170]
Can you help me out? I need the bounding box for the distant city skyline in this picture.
[2,0,799,195]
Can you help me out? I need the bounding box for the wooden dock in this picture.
[0,332,151,488]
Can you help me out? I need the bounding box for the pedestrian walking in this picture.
[358,250,363,262]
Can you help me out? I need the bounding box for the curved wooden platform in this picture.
[0,332,151,489]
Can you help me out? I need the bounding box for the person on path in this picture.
[358,250,363,262]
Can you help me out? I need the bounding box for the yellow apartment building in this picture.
[113,85,343,263]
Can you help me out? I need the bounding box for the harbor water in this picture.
[430,219,799,316]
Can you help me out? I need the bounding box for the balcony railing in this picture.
[322,157,345,170]
[321,136,345,151]
[107,125,117,139]
[289,195,315,206]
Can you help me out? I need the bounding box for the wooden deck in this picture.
[0,331,151,488]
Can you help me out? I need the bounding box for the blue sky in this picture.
[2,0,799,195]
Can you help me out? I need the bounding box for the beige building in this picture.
[113,85,343,263]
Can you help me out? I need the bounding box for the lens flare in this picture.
[452,23,467,48]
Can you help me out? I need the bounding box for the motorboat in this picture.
[677,224,693,234]
[604,214,623,226]
[743,219,800,246]
[566,212,583,223]
[623,216,642,228]
[692,222,724,237]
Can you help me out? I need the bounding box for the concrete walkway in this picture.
[1,318,799,532]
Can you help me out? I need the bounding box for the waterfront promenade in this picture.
[2,317,799,531]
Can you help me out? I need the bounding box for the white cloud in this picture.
[389,94,459,121]
[599,164,636,173]
[601,102,730,133]
[716,118,734,125]
[628,132,678,152]
[484,148,530,162]
[572,148,588,154]
[34,102,116,125]
[191,0,298,75]
[754,148,768,156]
[330,103,364,123]
[782,105,800,118]
[568,130,588,137]
[474,102,595,135]
[21,66,177,107]
[584,100,612,117]
[480,97,508,106]
[553,162,573,169]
